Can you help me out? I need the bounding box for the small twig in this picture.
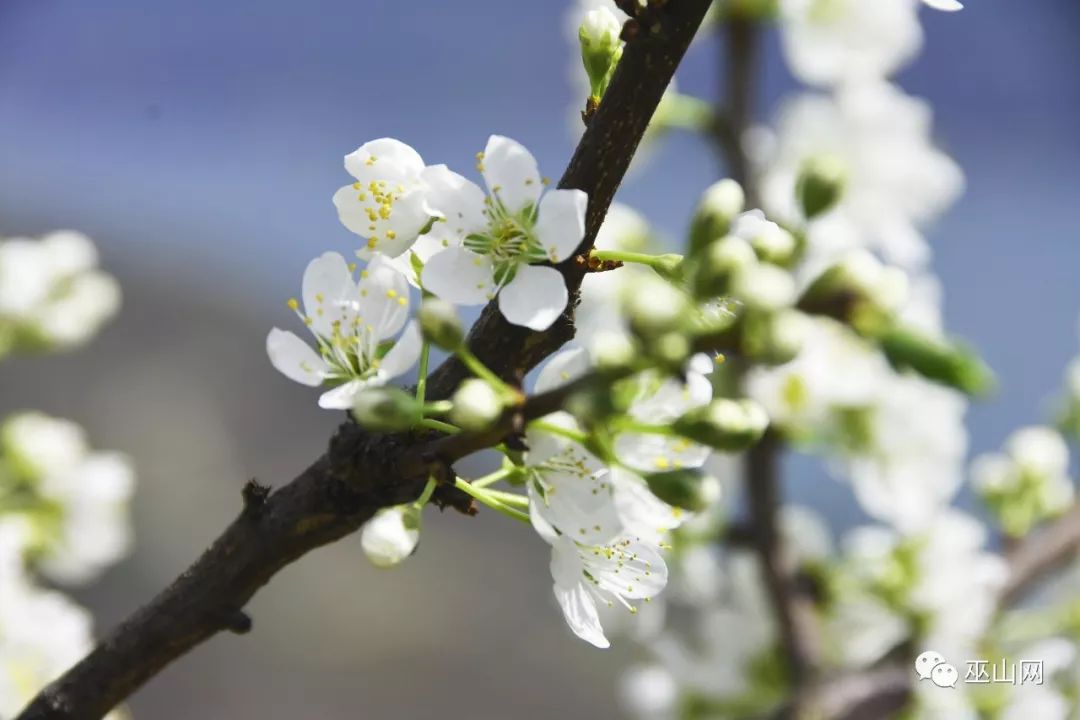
[1000,503,1080,606]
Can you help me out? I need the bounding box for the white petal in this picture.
[302,252,356,338]
[535,469,622,545]
[535,189,588,263]
[379,320,422,379]
[421,246,495,305]
[550,539,610,648]
[481,135,543,213]
[318,379,368,409]
[611,467,685,542]
[923,0,962,10]
[344,138,425,185]
[333,186,433,259]
[584,537,667,600]
[498,264,568,331]
[361,506,420,568]
[420,164,488,242]
[355,253,411,339]
[535,347,591,393]
[266,329,330,387]
[524,412,586,464]
[615,432,710,474]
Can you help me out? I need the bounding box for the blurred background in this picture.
[1,0,1078,717]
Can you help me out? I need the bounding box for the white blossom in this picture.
[267,251,421,409]
[0,232,120,354]
[1,413,135,584]
[757,82,963,270]
[778,0,923,87]
[332,138,438,259]
[550,534,667,649]
[419,135,587,331]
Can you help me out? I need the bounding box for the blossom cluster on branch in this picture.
[0,231,133,719]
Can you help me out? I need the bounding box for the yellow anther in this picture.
[287,298,300,311]
[654,457,671,470]
[386,230,397,239]
[386,289,398,299]
[365,155,377,165]
[367,238,378,250]
[397,297,407,306]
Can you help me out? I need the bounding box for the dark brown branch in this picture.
[15,3,714,719]
[1000,503,1080,606]
[745,431,822,688]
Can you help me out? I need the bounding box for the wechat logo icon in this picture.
[915,650,958,688]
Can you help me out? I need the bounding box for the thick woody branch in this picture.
[16,3,713,719]
[1000,503,1080,606]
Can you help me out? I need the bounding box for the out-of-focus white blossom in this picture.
[1,413,135,584]
[757,82,963,270]
[779,0,922,87]
[972,426,1075,537]
[0,231,120,356]
[266,252,421,409]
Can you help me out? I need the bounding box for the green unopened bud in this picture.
[691,235,757,298]
[450,379,505,431]
[731,262,797,312]
[743,309,811,365]
[796,154,847,219]
[802,250,908,319]
[566,383,618,425]
[673,398,769,452]
[590,331,639,375]
[645,470,721,512]
[352,387,423,432]
[689,179,745,256]
[579,8,623,99]
[652,332,692,371]
[623,275,692,337]
[880,326,995,397]
[419,298,464,350]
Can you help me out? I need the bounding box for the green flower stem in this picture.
[478,487,529,508]
[412,476,438,510]
[592,249,683,272]
[454,477,530,524]
[422,400,453,416]
[415,340,431,406]
[471,466,517,489]
[416,418,461,434]
[529,420,589,445]
[456,345,519,399]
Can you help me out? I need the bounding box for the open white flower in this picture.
[419,135,587,331]
[266,251,421,409]
[525,413,622,546]
[550,534,667,649]
[332,138,438,259]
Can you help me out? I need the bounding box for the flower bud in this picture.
[731,210,796,265]
[731,263,796,312]
[352,387,423,432]
[645,469,721,512]
[623,275,691,337]
[796,154,846,220]
[691,235,756,298]
[579,8,624,99]
[689,179,745,256]
[590,330,639,375]
[361,505,421,568]
[419,297,464,350]
[673,398,769,452]
[744,309,811,365]
[879,326,995,397]
[450,379,504,431]
[652,332,692,372]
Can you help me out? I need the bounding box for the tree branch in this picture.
[15,3,714,719]
[1000,503,1080,606]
